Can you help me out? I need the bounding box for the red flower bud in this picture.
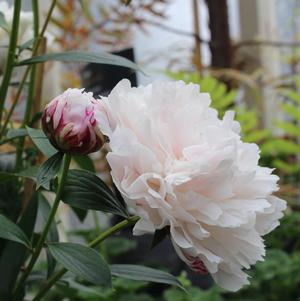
[42,88,105,155]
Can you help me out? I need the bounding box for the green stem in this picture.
[32,216,139,301]
[0,0,22,126]
[13,153,71,301]
[15,0,39,171]
[0,0,57,140]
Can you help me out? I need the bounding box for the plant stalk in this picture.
[13,153,71,301]
[15,0,39,171]
[0,0,22,125]
[0,0,57,139]
[32,216,140,301]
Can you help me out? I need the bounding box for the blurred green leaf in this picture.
[18,51,142,72]
[6,128,28,139]
[0,166,38,182]
[110,264,184,290]
[104,237,137,257]
[280,103,300,121]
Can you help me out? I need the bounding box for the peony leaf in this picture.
[110,264,184,290]
[151,226,170,249]
[73,155,96,173]
[26,127,57,157]
[0,214,30,247]
[0,193,38,300]
[36,152,64,190]
[61,169,128,218]
[39,194,59,277]
[48,242,111,286]
[0,166,38,182]
[17,51,142,72]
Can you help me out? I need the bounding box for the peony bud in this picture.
[42,88,105,155]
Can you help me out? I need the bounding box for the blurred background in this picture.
[2,0,300,300]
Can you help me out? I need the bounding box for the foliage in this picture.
[259,79,300,175]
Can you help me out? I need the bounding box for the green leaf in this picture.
[273,159,300,174]
[61,169,128,218]
[281,103,300,121]
[110,264,184,289]
[243,129,270,143]
[279,88,300,105]
[275,121,300,138]
[6,128,28,139]
[39,194,59,277]
[71,207,88,222]
[104,237,137,257]
[151,226,170,249]
[17,51,142,72]
[18,166,39,180]
[48,242,111,286]
[0,166,38,182]
[26,127,57,157]
[0,193,38,300]
[261,139,300,155]
[39,194,59,242]
[36,152,64,190]
[214,90,236,110]
[0,214,30,247]
[0,11,9,32]
[73,155,96,173]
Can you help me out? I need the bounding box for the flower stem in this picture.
[0,0,22,126]
[13,153,71,301]
[0,0,57,140]
[15,0,39,171]
[32,216,140,301]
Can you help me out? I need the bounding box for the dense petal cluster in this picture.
[95,79,286,291]
[42,88,105,155]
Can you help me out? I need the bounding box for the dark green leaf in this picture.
[26,127,57,157]
[110,264,184,289]
[0,193,38,300]
[39,194,59,242]
[151,226,170,249]
[6,128,28,139]
[61,169,128,217]
[18,166,39,181]
[0,171,15,182]
[36,152,64,190]
[48,242,111,286]
[17,51,142,72]
[71,207,88,223]
[73,155,95,173]
[0,11,8,32]
[0,214,30,247]
[39,194,59,277]
[0,166,38,182]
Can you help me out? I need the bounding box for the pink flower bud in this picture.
[42,88,105,155]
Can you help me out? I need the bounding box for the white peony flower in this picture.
[95,79,286,291]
